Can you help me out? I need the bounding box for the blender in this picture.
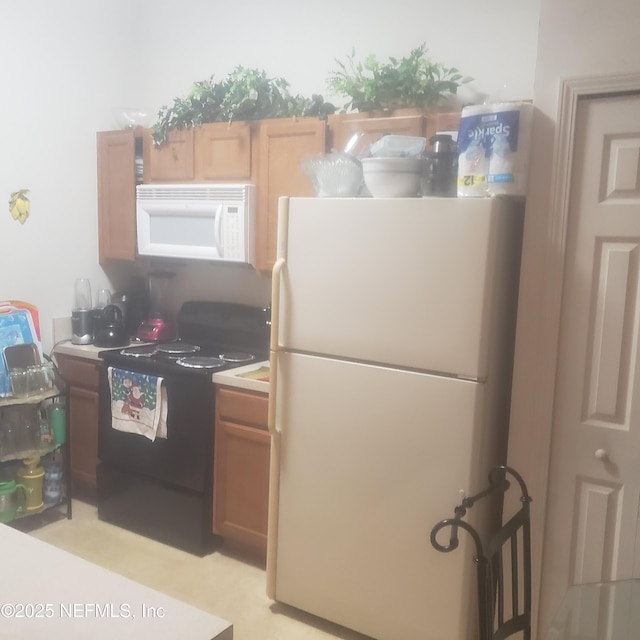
[135,272,177,342]
[71,278,94,344]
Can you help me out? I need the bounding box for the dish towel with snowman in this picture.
[108,367,168,441]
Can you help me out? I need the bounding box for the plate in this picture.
[0,304,41,397]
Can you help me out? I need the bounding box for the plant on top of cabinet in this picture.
[152,66,336,146]
[327,43,472,113]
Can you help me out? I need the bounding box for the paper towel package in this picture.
[457,101,533,198]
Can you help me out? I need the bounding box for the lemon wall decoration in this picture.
[9,189,30,224]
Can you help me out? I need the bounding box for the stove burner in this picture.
[219,352,256,364]
[176,356,226,370]
[120,345,157,357]
[156,342,200,356]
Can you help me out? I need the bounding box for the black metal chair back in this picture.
[430,466,532,640]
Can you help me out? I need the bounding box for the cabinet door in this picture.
[143,128,195,181]
[97,130,137,262]
[213,419,270,545]
[213,388,270,555]
[255,118,326,272]
[327,110,425,154]
[68,386,99,490]
[424,110,462,142]
[56,355,100,493]
[194,122,253,180]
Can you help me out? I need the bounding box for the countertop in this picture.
[53,341,270,394]
[212,360,270,394]
[0,522,232,639]
[53,339,146,362]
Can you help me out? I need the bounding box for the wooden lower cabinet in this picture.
[55,355,99,498]
[213,386,270,558]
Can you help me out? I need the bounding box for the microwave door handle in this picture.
[215,204,224,258]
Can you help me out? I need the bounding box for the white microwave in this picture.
[136,183,255,264]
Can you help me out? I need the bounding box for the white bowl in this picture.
[301,152,364,197]
[361,157,424,197]
[113,108,155,129]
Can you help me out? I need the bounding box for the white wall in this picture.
[507,0,640,637]
[0,0,136,349]
[0,0,540,352]
[130,0,540,110]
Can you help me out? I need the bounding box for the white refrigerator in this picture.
[267,196,523,640]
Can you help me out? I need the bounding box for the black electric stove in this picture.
[96,301,270,555]
[100,301,270,376]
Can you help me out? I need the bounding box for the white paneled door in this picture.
[540,92,640,635]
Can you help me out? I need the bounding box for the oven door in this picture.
[96,362,217,555]
[97,363,214,492]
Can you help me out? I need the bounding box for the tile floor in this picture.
[30,500,372,640]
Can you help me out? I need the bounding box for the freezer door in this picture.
[273,196,522,379]
[267,352,502,640]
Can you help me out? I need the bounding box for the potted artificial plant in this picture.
[152,66,335,146]
[327,43,472,113]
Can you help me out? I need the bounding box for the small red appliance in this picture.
[136,315,176,342]
[135,271,176,342]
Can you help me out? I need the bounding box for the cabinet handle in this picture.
[594,448,608,461]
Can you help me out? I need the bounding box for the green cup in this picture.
[0,480,28,523]
[47,405,66,445]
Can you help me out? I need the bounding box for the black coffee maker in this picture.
[112,276,150,340]
[93,304,128,347]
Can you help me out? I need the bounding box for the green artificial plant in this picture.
[152,66,335,146]
[328,44,472,113]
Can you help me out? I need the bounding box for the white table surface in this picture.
[0,523,232,639]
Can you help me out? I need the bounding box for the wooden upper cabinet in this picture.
[327,109,426,153]
[97,129,137,263]
[423,110,462,142]
[194,121,253,180]
[95,109,462,271]
[327,108,462,152]
[143,127,195,181]
[255,117,326,273]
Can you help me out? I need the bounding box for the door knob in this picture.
[594,448,608,461]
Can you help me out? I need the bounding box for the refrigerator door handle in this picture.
[268,256,286,435]
[268,197,289,436]
[270,257,285,354]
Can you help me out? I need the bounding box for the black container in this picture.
[423,134,458,197]
[93,305,128,347]
[113,277,150,339]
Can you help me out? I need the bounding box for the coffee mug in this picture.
[0,481,28,523]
